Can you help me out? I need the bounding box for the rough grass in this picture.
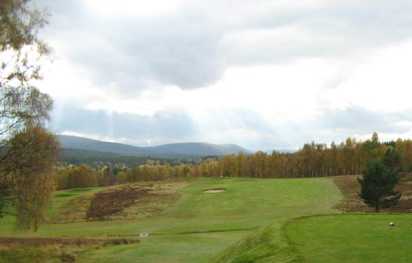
[52,182,187,223]
[48,187,103,222]
[0,247,62,263]
[286,214,412,263]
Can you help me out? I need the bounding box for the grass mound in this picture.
[212,224,299,263]
[209,178,341,263]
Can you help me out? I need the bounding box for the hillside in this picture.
[57,135,249,159]
[59,148,153,166]
[148,142,248,156]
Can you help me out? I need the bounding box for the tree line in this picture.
[191,133,412,178]
[56,132,412,187]
[56,161,193,189]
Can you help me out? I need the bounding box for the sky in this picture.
[33,0,412,151]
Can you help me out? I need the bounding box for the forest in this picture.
[192,132,411,178]
[54,132,412,190]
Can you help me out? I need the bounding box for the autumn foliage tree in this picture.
[67,165,98,189]
[0,0,52,219]
[3,126,58,231]
[0,0,51,136]
[188,133,412,179]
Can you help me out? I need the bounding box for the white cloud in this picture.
[84,0,184,17]
[322,39,412,112]
[34,0,412,150]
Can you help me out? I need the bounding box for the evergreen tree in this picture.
[383,146,401,172]
[358,160,401,212]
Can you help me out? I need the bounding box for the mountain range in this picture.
[58,135,250,160]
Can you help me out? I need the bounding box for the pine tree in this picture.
[383,146,401,172]
[358,159,401,212]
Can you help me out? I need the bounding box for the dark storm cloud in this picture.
[50,107,198,145]
[36,0,412,92]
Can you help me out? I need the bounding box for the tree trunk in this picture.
[375,203,380,212]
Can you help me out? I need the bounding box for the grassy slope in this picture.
[0,187,102,234]
[211,178,341,263]
[0,177,341,263]
[48,187,103,219]
[287,214,412,263]
[81,177,341,263]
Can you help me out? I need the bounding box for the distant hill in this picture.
[57,135,147,157]
[148,142,248,157]
[57,135,250,159]
[59,148,161,166]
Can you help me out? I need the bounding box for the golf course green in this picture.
[1,177,411,263]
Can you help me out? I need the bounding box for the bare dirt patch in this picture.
[51,181,187,223]
[204,188,226,193]
[334,174,412,212]
[0,237,138,249]
[86,181,187,221]
[87,185,149,220]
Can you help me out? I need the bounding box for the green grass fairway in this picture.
[0,177,341,262]
[286,214,412,263]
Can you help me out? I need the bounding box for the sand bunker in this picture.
[204,188,226,193]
